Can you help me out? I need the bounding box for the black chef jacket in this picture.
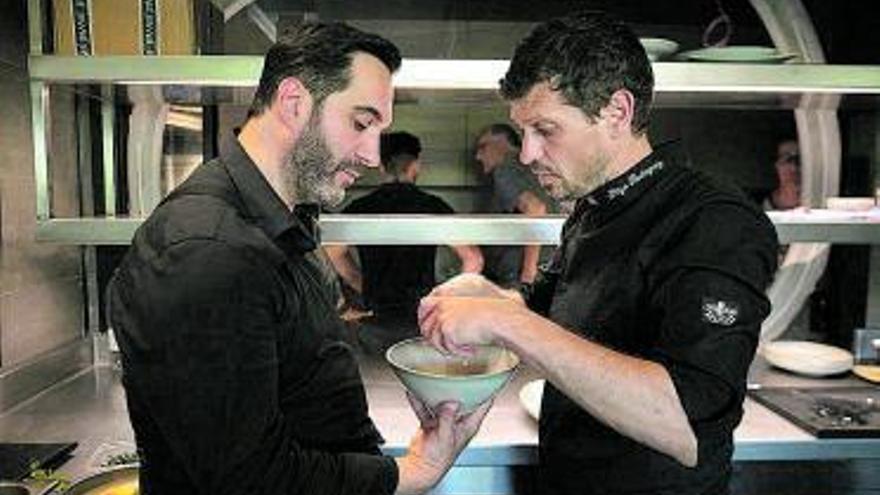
[525,143,778,495]
[107,138,398,495]
[343,182,454,319]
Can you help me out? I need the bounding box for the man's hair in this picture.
[500,12,654,135]
[381,131,422,177]
[248,22,401,118]
[481,123,521,149]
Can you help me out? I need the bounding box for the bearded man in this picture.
[107,22,488,495]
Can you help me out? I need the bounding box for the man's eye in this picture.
[353,119,368,132]
[535,127,553,138]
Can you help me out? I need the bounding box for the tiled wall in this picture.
[0,0,85,368]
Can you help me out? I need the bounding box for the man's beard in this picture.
[555,151,613,203]
[283,116,355,208]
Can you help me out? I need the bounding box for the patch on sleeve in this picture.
[701,298,740,326]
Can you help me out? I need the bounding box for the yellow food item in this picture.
[853,365,880,384]
[88,480,139,495]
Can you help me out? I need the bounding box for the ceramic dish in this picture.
[519,379,545,421]
[386,337,519,414]
[680,46,796,63]
[639,37,679,61]
[762,340,854,377]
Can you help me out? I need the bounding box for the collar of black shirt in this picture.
[569,140,686,225]
[222,137,320,253]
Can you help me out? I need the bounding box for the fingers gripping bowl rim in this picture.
[386,337,520,414]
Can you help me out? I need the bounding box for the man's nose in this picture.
[357,134,382,168]
[520,134,541,165]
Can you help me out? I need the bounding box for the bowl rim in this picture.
[385,337,520,380]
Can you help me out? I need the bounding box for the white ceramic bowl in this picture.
[386,337,519,413]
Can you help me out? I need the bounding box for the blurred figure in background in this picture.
[474,123,559,288]
[766,138,801,210]
[328,131,482,354]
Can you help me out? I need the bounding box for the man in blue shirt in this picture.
[474,123,559,287]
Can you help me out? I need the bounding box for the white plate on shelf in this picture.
[825,197,876,211]
[639,37,679,61]
[519,379,545,421]
[680,46,796,64]
[762,340,854,377]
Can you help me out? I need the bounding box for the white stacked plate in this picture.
[639,38,679,61]
[678,46,796,63]
[762,340,854,377]
[825,197,876,211]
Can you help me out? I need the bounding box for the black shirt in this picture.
[526,143,778,495]
[107,139,398,495]
[344,182,454,319]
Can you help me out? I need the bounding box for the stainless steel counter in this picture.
[1,355,878,493]
[368,354,880,463]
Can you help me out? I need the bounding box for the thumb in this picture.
[435,401,460,447]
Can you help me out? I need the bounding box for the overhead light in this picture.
[394,59,509,90]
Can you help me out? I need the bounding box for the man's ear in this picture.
[602,89,636,139]
[274,77,313,130]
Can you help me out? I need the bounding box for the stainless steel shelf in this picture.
[29,55,264,86]
[28,56,880,94]
[34,212,880,246]
[36,217,144,245]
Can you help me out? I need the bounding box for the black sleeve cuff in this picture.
[345,452,399,495]
[375,455,399,495]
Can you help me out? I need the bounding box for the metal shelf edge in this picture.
[34,214,880,245]
[28,56,880,93]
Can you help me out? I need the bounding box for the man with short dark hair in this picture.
[419,12,777,494]
[474,123,559,288]
[108,22,488,495]
[327,131,482,353]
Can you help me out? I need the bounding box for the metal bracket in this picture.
[854,328,880,364]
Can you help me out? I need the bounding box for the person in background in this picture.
[107,22,489,495]
[419,12,777,495]
[766,138,801,210]
[327,131,483,354]
[474,123,559,288]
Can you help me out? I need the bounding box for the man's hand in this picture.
[418,296,526,355]
[395,395,492,495]
[428,273,519,301]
